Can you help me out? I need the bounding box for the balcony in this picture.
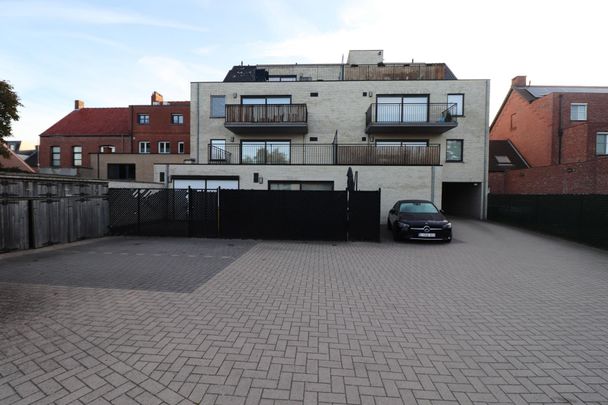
[225,104,308,135]
[208,143,440,166]
[365,103,458,135]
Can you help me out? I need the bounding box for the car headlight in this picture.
[442,222,452,229]
[398,222,410,230]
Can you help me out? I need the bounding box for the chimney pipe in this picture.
[511,76,527,87]
[151,91,163,105]
[74,100,85,110]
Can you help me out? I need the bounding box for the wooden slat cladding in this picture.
[225,104,307,124]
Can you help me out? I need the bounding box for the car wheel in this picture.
[387,218,392,230]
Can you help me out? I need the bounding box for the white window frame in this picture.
[570,103,587,121]
[51,146,61,167]
[158,141,170,154]
[178,141,185,154]
[99,145,116,153]
[139,141,150,154]
[72,146,82,167]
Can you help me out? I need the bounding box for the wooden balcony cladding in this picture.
[365,103,458,135]
[225,104,308,135]
[345,64,453,81]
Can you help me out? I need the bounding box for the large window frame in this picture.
[210,139,227,161]
[570,103,587,121]
[72,146,82,167]
[447,93,464,116]
[446,139,464,162]
[240,140,291,165]
[376,94,429,123]
[178,141,185,154]
[210,95,226,118]
[597,132,608,156]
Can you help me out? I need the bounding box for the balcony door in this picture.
[376,95,428,123]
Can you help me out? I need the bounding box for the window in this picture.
[269,181,333,191]
[210,96,225,117]
[72,146,82,167]
[178,141,185,154]
[210,139,227,160]
[268,75,297,82]
[158,141,170,154]
[99,145,116,153]
[137,114,150,124]
[446,139,463,162]
[171,114,184,125]
[571,103,587,121]
[447,94,464,116]
[51,146,60,167]
[495,155,513,166]
[241,141,290,164]
[159,172,165,183]
[597,132,608,156]
[376,95,428,123]
[139,141,150,154]
[107,164,135,180]
[241,96,291,105]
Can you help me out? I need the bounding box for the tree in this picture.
[0,80,22,157]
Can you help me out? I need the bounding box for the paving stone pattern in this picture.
[1,221,608,404]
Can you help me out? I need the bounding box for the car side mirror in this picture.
[389,209,395,214]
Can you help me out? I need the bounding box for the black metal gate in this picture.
[348,190,381,241]
[109,188,380,241]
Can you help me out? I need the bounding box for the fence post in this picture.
[27,199,35,249]
[137,189,141,235]
[217,187,221,237]
[187,186,192,237]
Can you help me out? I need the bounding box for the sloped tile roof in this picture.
[41,108,130,136]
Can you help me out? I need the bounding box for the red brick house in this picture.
[39,93,190,182]
[489,76,608,194]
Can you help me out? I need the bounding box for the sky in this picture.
[1,0,607,149]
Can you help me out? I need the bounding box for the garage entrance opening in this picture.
[441,182,483,219]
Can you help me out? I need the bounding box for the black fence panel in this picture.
[488,194,608,249]
[348,190,381,241]
[219,190,348,241]
[108,188,219,237]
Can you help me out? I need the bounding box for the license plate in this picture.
[418,232,435,238]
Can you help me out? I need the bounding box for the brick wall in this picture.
[39,135,131,168]
[491,157,608,194]
[131,103,190,155]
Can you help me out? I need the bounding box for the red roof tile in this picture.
[41,108,130,136]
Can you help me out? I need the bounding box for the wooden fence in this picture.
[0,173,109,252]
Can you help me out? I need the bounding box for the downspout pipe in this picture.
[557,94,563,164]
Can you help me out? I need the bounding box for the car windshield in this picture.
[399,202,439,214]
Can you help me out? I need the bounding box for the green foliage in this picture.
[0,80,22,158]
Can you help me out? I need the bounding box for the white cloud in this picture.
[0,1,207,32]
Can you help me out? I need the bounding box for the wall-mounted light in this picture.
[230,136,235,142]
[258,176,263,184]
[232,93,237,99]
[566,167,575,173]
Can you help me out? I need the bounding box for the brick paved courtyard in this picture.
[1,220,608,404]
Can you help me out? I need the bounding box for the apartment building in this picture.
[39,93,190,182]
[161,50,490,218]
[490,76,608,194]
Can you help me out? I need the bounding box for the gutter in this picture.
[482,79,490,220]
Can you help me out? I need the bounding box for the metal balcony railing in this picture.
[208,143,440,166]
[366,103,457,125]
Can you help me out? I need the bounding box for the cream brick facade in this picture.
[162,57,490,219]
